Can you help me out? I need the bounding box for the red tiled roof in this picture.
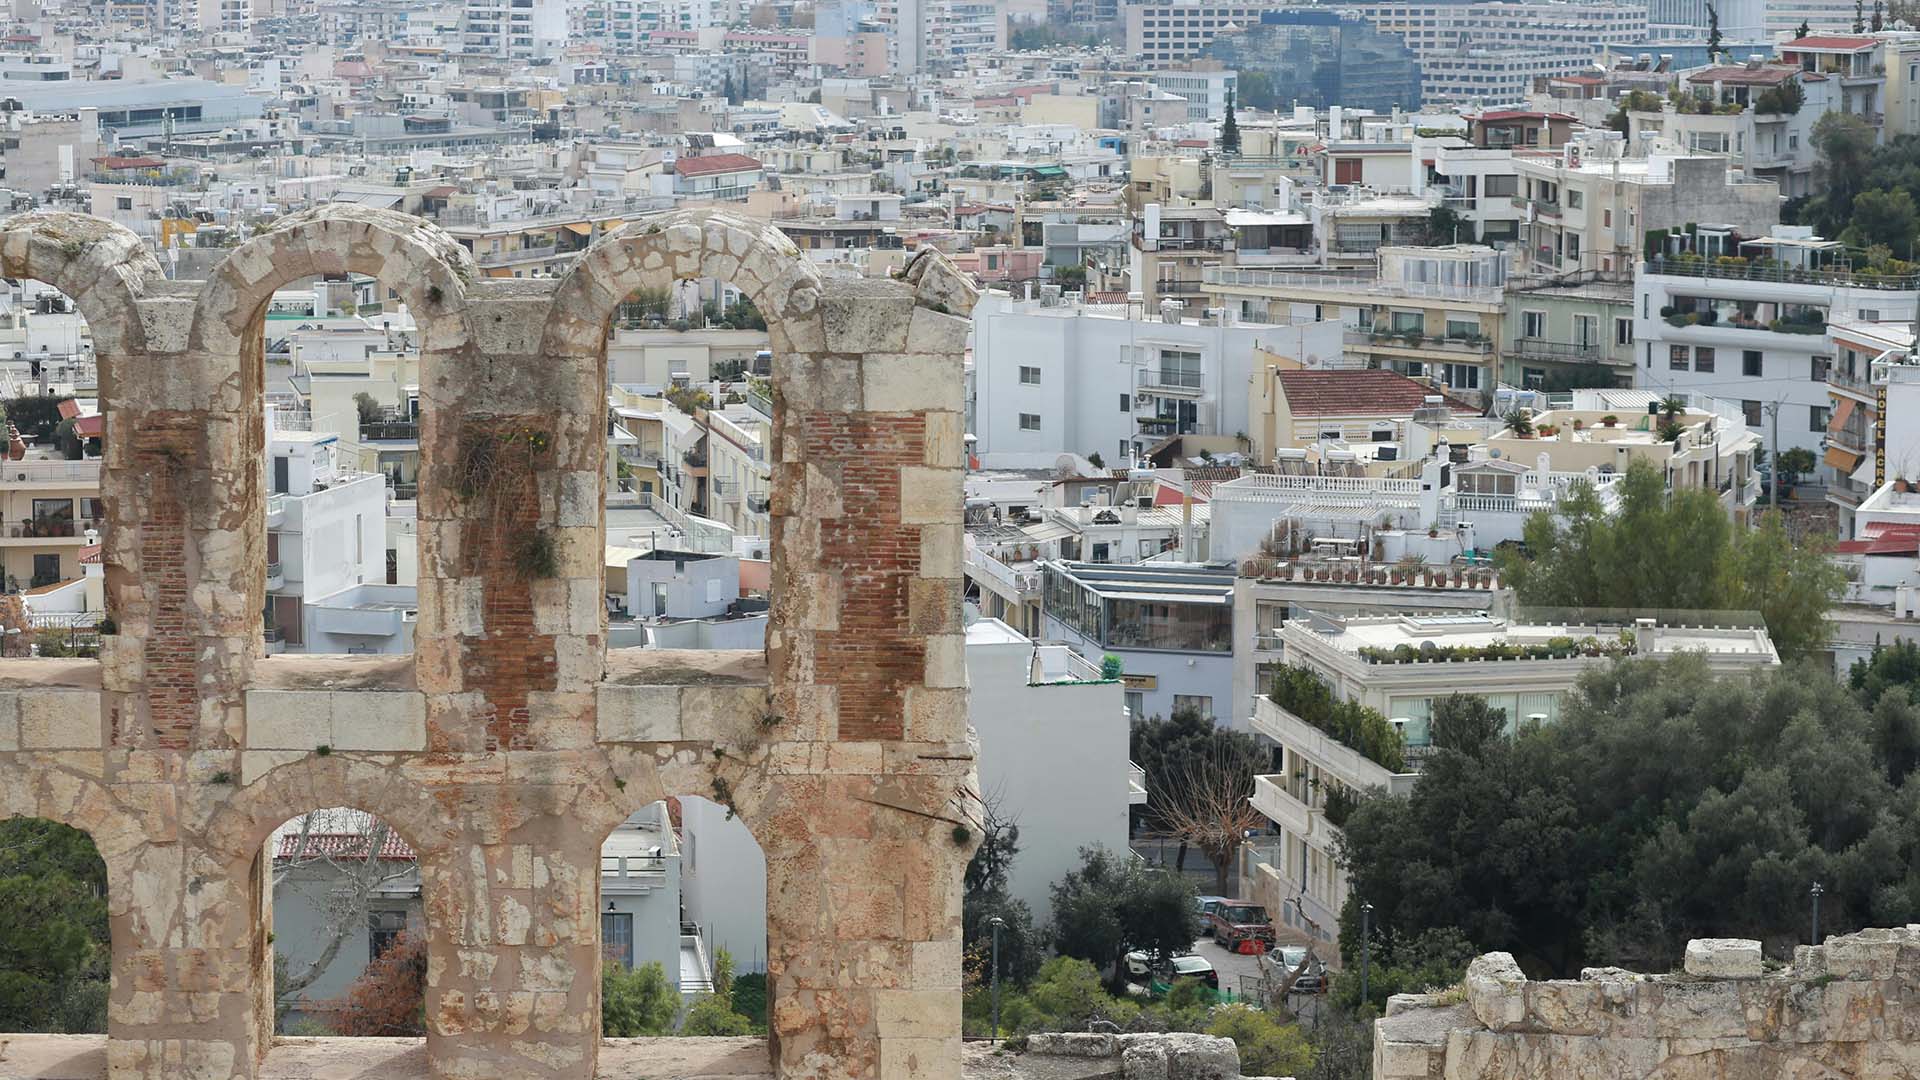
[56,399,80,420]
[1175,138,1211,147]
[973,96,1017,107]
[78,543,101,565]
[1835,535,1920,555]
[674,153,763,177]
[1783,34,1877,49]
[423,185,458,198]
[74,414,103,438]
[276,831,417,861]
[1277,369,1477,416]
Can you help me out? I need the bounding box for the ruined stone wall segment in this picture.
[0,208,984,1080]
[1377,928,1920,1080]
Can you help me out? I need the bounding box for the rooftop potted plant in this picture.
[1601,414,1619,427]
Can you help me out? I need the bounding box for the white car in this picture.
[1124,950,1220,989]
[1259,945,1327,993]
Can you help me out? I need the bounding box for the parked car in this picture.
[1195,895,1228,934]
[1260,945,1326,994]
[1126,948,1219,989]
[1209,900,1275,950]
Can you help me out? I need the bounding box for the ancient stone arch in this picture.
[0,205,981,1080]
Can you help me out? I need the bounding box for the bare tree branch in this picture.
[273,810,419,1002]
[1153,741,1266,896]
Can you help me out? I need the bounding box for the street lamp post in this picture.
[989,915,1005,1040]
[1360,901,1374,1010]
[1811,882,1824,946]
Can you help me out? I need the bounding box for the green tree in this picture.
[1429,693,1507,755]
[0,819,108,1032]
[1721,510,1848,660]
[1706,3,1722,61]
[2,394,73,441]
[1237,70,1278,110]
[1495,460,1843,660]
[1219,89,1240,153]
[602,961,677,1036]
[1844,189,1919,256]
[1797,17,1811,36]
[1810,112,1877,232]
[353,391,384,427]
[1049,847,1200,984]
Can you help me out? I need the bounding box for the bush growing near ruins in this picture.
[1326,927,1477,1016]
[1050,847,1200,988]
[329,931,428,1036]
[1206,1004,1314,1077]
[603,960,678,1036]
[680,993,755,1036]
[729,972,767,1028]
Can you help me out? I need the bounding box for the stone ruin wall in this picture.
[1375,927,1920,1079]
[0,204,983,1080]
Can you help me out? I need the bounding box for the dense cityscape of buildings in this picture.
[6,0,1920,1061]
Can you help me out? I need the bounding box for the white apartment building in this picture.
[264,419,401,655]
[1244,611,1779,947]
[1151,70,1239,121]
[702,402,771,541]
[462,0,568,58]
[1201,245,1509,405]
[1123,1,1275,68]
[1511,147,1780,278]
[1628,64,1836,198]
[1634,229,1920,457]
[968,290,1342,466]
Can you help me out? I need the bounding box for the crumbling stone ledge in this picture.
[1375,926,1920,1079]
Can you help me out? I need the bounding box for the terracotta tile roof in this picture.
[1278,369,1476,416]
[674,153,763,177]
[78,543,101,565]
[276,831,417,861]
[1783,34,1877,49]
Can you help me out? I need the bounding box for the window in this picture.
[1859,308,1880,321]
[1158,349,1202,388]
[1566,189,1583,209]
[370,910,407,961]
[1019,365,1041,384]
[1603,208,1613,228]
[31,552,58,588]
[1019,413,1041,431]
[1172,694,1214,718]
[1615,317,1633,345]
[1669,344,1690,370]
[1694,346,1715,373]
[1522,310,1547,338]
[1573,314,1598,347]
[1742,399,1763,426]
[1443,362,1480,389]
[602,912,634,969]
[1334,158,1363,184]
[1810,405,1830,432]
[1743,350,1763,377]
[116,196,133,211]
[1484,174,1517,197]
[1565,234,1581,263]
[1811,355,1832,381]
[1119,393,1131,413]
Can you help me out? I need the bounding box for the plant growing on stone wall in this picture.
[512,531,559,581]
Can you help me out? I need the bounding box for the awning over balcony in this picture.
[1830,395,1857,430]
[1825,446,1863,472]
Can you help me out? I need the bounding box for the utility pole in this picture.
[1766,400,1782,509]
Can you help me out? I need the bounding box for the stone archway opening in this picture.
[595,793,770,1038]
[251,269,431,660]
[0,815,110,1035]
[262,806,429,1036]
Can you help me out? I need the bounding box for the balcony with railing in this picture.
[7,514,82,540]
[1250,773,1342,851]
[1136,365,1204,395]
[0,459,100,486]
[1829,366,1876,398]
[746,492,770,515]
[1204,266,1505,305]
[965,543,1042,600]
[360,419,420,442]
[1127,761,1148,806]
[266,561,285,591]
[1350,328,1494,356]
[475,242,560,267]
[1512,195,1562,219]
[1829,416,1871,453]
[1647,255,1920,290]
[1505,337,1615,366]
[682,448,708,474]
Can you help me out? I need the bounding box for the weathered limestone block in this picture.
[1466,953,1528,1033]
[1685,938,1764,979]
[1119,1033,1240,1080]
[18,689,101,749]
